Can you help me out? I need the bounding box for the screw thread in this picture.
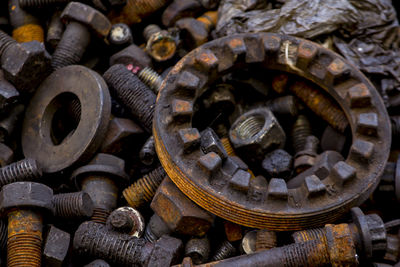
[143,24,161,41]
[291,115,311,154]
[292,228,327,244]
[211,240,236,261]
[8,233,42,267]
[91,208,110,224]
[68,98,81,125]
[282,240,330,267]
[0,219,7,251]
[255,230,277,251]
[103,64,156,133]
[73,221,148,266]
[143,224,158,243]
[0,159,42,188]
[51,22,91,70]
[290,81,348,132]
[53,191,93,219]
[0,30,16,57]
[19,0,70,8]
[138,67,163,93]
[221,137,235,156]
[123,166,166,209]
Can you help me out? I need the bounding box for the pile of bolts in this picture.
[0,0,399,266]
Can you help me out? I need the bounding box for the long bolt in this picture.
[123,165,166,209]
[0,158,42,188]
[103,64,156,133]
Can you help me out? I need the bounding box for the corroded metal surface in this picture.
[153,32,391,230]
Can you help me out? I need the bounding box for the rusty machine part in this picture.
[153,32,391,230]
[21,65,111,173]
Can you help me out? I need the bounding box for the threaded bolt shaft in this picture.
[143,24,161,41]
[292,228,326,244]
[0,158,42,188]
[91,208,111,224]
[0,30,17,57]
[255,230,277,251]
[53,191,93,219]
[290,81,348,132]
[291,115,311,154]
[138,67,163,93]
[19,0,70,9]
[51,21,91,70]
[103,64,156,133]
[7,210,43,267]
[123,166,166,209]
[73,221,150,266]
[221,137,236,156]
[211,240,236,261]
[143,214,171,243]
[300,135,319,156]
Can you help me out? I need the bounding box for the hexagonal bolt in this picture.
[71,153,129,224]
[0,182,54,267]
[150,177,214,237]
[0,32,51,92]
[123,165,166,209]
[103,64,156,133]
[0,158,42,189]
[229,107,286,163]
[143,213,172,243]
[8,0,44,43]
[108,23,133,49]
[73,221,183,266]
[106,207,145,237]
[291,208,386,262]
[143,24,177,62]
[294,135,319,174]
[176,11,218,49]
[53,191,93,220]
[185,236,210,264]
[51,2,111,70]
[43,225,70,267]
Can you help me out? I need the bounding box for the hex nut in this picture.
[0,182,54,215]
[150,177,214,236]
[61,2,112,37]
[229,107,286,162]
[43,225,71,267]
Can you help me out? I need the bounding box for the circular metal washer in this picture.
[154,33,391,230]
[22,65,111,173]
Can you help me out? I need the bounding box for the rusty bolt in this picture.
[123,165,166,209]
[290,80,348,132]
[106,206,145,237]
[143,213,172,243]
[262,149,293,180]
[73,221,183,266]
[53,191,94,220]
[103,64,156,133]
[175,11,218,49]
[241,229,277,254]
[211,240,236,261]
[185,236,210,264]
[51,2,112,70]
[291,114,312,154]
[9,0,44,43]
[43,225,70,267]
[151,177,214,237]
[0,158,42,189]
[0,182,54,267]
[140,136,157,166]
[143,24,177,62]
[294,135,319,174]
[71,153,129,224]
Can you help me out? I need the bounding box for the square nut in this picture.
[150,177,214,237]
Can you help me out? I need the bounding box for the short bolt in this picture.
[185,236,210,264]
[9,0,44,43]
[138,67,164,93]
[0,158,42,189]
[108,23,133,49]
[0,182,54,267]
[53,191,94,220]
[143,24,177,61]
[291,114,312,154]
[123,165,166,209]
[103,64,157,133]
[294,135,319,174]
[71,153,129,224]
[140,136,157,166]
[211,240,236,261]
[106,206,145,237]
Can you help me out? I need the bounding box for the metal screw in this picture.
[53,191,94,220]
[123,165,166,209]
[291,114,312,154]
[211,240,236,261]
[0,158,42,189]
[255,230,277,252]
[103,64,156,133]
[0,30,17,57]
[8,0,44,43]
[143,24,177,62]
[107,206,145,237]
[185,236,210,264]
[138,67,163,93]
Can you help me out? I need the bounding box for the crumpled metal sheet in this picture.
[215,0,400,107]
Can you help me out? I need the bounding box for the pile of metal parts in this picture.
[0,0,399,266]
